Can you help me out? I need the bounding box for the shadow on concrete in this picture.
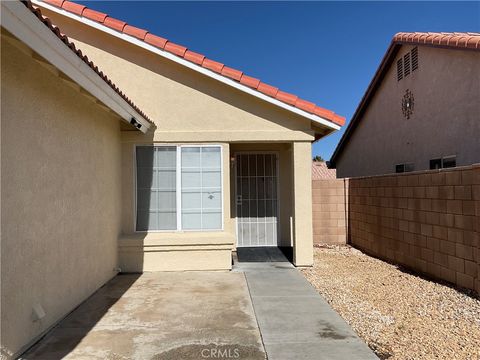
[21,274,141,359]
[237,246,293,263]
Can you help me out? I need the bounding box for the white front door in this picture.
[235,153,279,247]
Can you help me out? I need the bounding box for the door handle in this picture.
[236,195,242,205]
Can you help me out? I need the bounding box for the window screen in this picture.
[442,156,456,168]
[430,156,456,170]
[430,158,442,170]
[136,145,222,231]
[395,164,405,173]
[181,147,222,230]
[396,163,414,173]
[136,146,177,231]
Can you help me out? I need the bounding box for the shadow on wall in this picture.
[121,143,157,273]
[21,275,140,359]
[135,146,177,233]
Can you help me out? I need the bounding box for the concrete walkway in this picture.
[234,262,378,360]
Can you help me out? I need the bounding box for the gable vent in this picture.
[404,53,411,77]
[411,46,419,71]
[397,58,403,81]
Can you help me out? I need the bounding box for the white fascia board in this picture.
[33,0,340,132]
[2,1,152,133]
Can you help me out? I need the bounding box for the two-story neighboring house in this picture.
[330,32,480,178]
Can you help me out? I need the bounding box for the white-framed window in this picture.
[135,145,223,232]
[430,155,456,170]
[395,163,414,173]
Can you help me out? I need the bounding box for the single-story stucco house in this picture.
[1,0,344,356]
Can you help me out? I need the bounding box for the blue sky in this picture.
[84,1,479,160]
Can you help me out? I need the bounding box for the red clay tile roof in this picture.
[312,161,336,180]
[394,32,480,50]
[39,0,345,127]
[21,0,154,126]
[330,32,480,166]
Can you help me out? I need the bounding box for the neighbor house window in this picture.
[395,163,414,173]
[430,156,456,170]
[136,145,222,231]
[429,158,442,170]
[442,156,456,168]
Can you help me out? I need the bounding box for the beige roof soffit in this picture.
[2,1,152,133]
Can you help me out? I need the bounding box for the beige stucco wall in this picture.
[39,9,317,143]
[292,142,314,265]
[39,10,318,269]
[336,45,480,178]
[1,38,123,357]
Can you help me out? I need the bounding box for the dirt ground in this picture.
[301,246,480,360]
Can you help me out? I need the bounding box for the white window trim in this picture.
[134,144,224,233]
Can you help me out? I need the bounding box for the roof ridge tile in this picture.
[202,58,224,73]
[184,50,205,64]
[61,0,84,15]
[257,83,279,97]
[123,24,148,40]
[221,66,243,81]
[239,74,260,89]
[103,16,126,32]
[144,33,167,49]
[82,8,107,23]
[164,42,187,57]
[393,31,480,50]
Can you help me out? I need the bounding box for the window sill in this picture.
[119,231,235,248]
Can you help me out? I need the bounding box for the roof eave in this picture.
[3,0,152,133]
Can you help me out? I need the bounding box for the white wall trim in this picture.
[33,0,340,132]
[3,1,152,133]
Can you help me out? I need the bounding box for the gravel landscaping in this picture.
[301,246,480,360]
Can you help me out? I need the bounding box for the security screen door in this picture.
[235,153,279,247]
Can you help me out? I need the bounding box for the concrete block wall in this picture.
[312,165,479,293]
[347,165,480,293]
[312,179,348,245]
